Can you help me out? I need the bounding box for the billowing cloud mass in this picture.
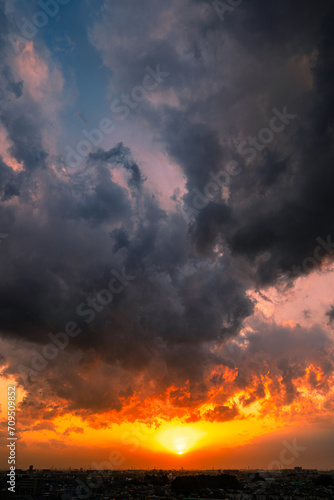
[0,0,333,468]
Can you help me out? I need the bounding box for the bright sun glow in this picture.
[156,425,205,455]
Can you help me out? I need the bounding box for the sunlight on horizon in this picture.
[155,425,206,455]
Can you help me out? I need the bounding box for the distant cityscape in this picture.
[1,466,333,499]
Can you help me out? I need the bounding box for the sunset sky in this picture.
[0,0,334,471]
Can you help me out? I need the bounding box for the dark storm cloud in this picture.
[189,202,232,255]
[161,110,226,194]
[89,143,146,187]
[325,306,334,324]
[1,111,48,171]
[227,2,333,283]
[2,65,23,97]
[0,53,46,174]
[0,159,21,200]
[0,127,251,416]
[146,0,334,286]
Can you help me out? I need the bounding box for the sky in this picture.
[0,0,334,471]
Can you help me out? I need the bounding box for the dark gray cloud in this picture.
[326,306,334,324]
[152,0,334,286]
[89,143,146,187]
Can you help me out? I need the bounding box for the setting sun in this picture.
[156,425,206,455]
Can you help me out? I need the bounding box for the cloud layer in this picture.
[0,0,333,452]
